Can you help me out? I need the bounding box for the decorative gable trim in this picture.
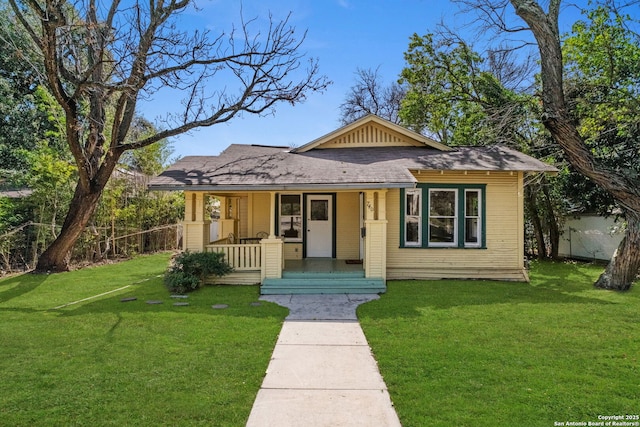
[316,122,424,149]
[292,114,451,153]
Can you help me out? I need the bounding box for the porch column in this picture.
[269,192,276,238]
[364,190,387,280]
[183,191,211,252]
[261,191,283,281]
[261,238,283,280]
[218,196,236,240]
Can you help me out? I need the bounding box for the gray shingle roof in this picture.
[149,144,557,191]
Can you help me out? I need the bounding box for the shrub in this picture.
[164,251,233,294]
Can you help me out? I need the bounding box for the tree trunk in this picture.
[35,185,103,272]
[594,213,640,291]
[541,181,560,260]
[510,0,640,290]
[525,184,547,259]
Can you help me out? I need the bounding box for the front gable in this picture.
[292,114,451,152]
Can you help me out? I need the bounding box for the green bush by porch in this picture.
[164,251,233,294]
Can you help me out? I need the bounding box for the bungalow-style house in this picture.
[149,115,556,294]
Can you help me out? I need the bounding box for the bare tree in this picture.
[339,67,405,125]
[6,0,329,272]
[460,0,640,290]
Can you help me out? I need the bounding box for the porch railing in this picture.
[205,243,261,271]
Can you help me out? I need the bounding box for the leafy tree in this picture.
[400,33,490,145]
[399,33,537,147]
[93,117,183,259]
[7,0,329,272]
[0,7,65,173]
[119,116,174,175]
[23,142,77,253]
[559,5,640,217]
[503,0,640,290]
[399,31,564,258]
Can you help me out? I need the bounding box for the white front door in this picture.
[306,195,333,257]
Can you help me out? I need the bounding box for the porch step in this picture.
[281,271,367,280]
[260,276,386,295]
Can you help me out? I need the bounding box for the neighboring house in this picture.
[149,115,556,293]
[558,214,624,262]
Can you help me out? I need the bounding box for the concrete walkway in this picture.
[246,294,402,427]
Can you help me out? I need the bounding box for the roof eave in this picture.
[148,182,416,192]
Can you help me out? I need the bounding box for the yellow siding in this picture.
[183,191,210,251]
[386,171,527,281]
[239,197,248,238]
[218,219,236,242]
[250,193,271,236]
[205,271,260,285]
[261,238,283,279]
[284,243,302,260]
[336,192,361,259]
[184,222,207,251]
[365,220,387,278]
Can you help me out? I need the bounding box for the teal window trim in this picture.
[400,188,405,246]
[400,184,487,249]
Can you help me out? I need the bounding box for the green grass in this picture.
[358,261,640,427]
[3,256,639,426]
[0,253,287,426]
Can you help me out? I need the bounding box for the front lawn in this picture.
[0,253,287,426]
[358,261,640,427]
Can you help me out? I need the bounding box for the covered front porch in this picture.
[185,190,388,294]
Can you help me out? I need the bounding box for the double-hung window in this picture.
[464,189,482,247]
[428,189,457,246]
[404,189,422,246]
[402,185,485,248]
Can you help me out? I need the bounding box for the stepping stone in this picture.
[211,304,228,309]
[171,294,189,299]
[173,302,189,306]
[121,297,137,302]
[146,300,163,304]
[250,302,262,307]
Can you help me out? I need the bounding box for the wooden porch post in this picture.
[261,192,283,281]
[218,196,237,240]
[183,191,210,252]
[269,192,276,238]
[364,190,387,280]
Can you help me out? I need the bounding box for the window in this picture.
[464,189,481,247]
[279,194,301,241]
[428,189,457,246]
[310,199,329,221]
[402,185,485,249]
[404,189,422,246]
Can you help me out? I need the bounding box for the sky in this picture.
[137,0,588,160]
